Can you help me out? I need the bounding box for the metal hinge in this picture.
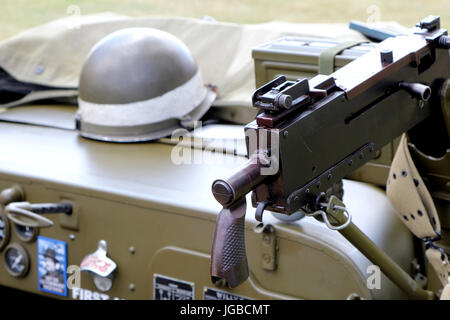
[254,223,278,271]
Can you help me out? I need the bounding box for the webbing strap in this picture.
[386,134,440,239]
[441,283,450,300]
[318,40,367,75]
[387,133,450,298]
[425,247,450,287]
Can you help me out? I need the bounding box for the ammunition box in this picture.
[252,37,376,87]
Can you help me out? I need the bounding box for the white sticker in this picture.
[153,274,194,300]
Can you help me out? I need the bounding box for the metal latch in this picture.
[6,201,73,228]
[254,223,278,271]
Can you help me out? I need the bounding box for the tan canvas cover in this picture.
[0,13,370,111]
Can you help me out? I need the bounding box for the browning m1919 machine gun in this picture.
[210,16,450,298]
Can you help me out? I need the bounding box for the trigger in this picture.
[255,200,271,222]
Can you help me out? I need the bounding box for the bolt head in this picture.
[380,49,394,64]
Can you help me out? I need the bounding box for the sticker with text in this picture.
[153,274,194,300]
[203,287,250,300]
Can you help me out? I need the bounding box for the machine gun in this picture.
[210,16,450,296]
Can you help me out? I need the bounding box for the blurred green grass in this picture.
[0,0,448,40]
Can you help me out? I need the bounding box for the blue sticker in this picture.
[37,236,67,296]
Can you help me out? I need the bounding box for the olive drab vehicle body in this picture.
[0,14,448,300]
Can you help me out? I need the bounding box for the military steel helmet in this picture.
[76,28,215,142]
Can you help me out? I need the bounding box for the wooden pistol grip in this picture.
[210,198,249,288]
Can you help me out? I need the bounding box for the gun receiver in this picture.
[210,16,450,288]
